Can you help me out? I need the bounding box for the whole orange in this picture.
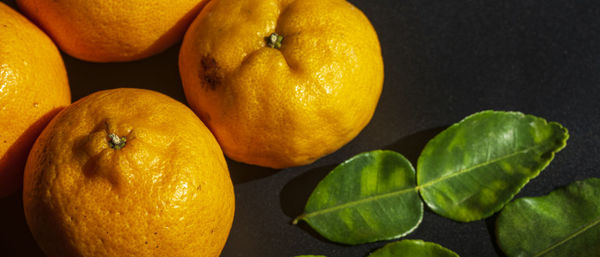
[0,2,70,198]
[23,88,234,257]
[179,0,384,169]
[16,0,209,62]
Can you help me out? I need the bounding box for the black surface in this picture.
[2,0,600,256]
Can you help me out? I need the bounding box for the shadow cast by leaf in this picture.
[278,126,449,246]
[382,126,447,165]
[280,164,337,219]
[383,126,448,216]
[279,164,338,243]
[486,214,509,257]
[484,181,574,257]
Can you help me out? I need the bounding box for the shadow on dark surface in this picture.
[227,158,279,185]
[295,219,338,246]
[280,164,337,218]
[388,126,510,257]
[279,126,449,246]
[382,126,447,165]
[0,193,44,257]
[63,43,186,103]
[486,214,508,257]
[279,163,339,243]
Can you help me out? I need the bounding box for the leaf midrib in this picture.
[418,144,543,189]
[296,187,418,222]
[532,216,600,257]
[298,145,544,222]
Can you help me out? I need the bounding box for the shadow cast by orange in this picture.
[0,192,44,257]
[226,158,279,185]
[1,107,65,198]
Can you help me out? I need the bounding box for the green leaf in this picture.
[368,239,459,257]
[294,256,326,257]
[294,150,423,245]
[497,177,600,257]
[417,110,568,222]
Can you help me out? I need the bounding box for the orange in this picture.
[0,2,70,198]
[16,0,209,62]
[179,0,384,169]
[23,88,234,257]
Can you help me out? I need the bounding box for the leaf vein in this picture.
[532,217,600,257]
[296,187,417,222]
[418,144,543,190]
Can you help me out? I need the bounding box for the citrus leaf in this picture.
[295,255,326,257]
[368,239,460,257]
[294,150,423,245]
[417,111,568,222]
[497,177,600,257]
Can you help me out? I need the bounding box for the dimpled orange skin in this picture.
[179,0,384,169]
[16,0,208,62]
[23,88,235,257]
[0,2,70,198]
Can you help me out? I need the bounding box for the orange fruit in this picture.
[0,2,70,198]
[23,88,234,257]
[179,0,384,169]
[16,0,209,62]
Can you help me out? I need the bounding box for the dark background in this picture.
[2,0,600,256]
